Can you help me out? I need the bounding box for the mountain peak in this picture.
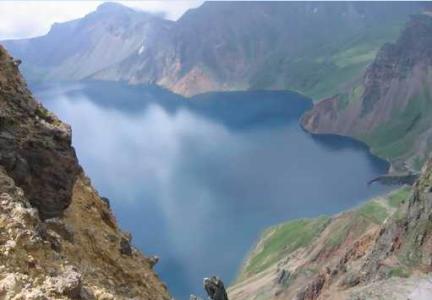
[95,2,135,14]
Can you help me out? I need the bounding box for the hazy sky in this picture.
[0,1,204,40]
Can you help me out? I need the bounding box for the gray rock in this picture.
[203,276,229,300]
[276,269,291,286]
[50,266,82,298]
[45,218,74,243]
[100,196,110,208]
[119,238,132,256]
[148,255,159,268]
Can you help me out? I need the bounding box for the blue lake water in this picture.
[32,81,391,299]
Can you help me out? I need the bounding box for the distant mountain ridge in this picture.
[4,2,173,82]
[2,1,424,97]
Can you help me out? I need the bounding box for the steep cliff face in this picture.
[302,13,432,172]
[4,2,422,97]
[0,46,170,299]
[229,159,432,300]
[0,45,81,220]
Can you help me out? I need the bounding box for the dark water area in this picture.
[31,81,392,299]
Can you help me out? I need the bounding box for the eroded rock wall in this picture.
[0,45,170,299]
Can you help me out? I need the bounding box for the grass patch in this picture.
[356,201,389,224]
[333,46,378,68]
[243,216,330,276]
[387,187,411,208]
[324,221,352,249]
[388,266,410,278]
[250,21,403,101]
[413,156,425,171]
[337,85,364,110]
[393,205,408,223]
[240,198,392,279]
[361,87,432,160]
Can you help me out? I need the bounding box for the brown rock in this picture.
[0,45,82,219]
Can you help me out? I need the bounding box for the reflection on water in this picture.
[32,81,391,299]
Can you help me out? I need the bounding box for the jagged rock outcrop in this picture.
[0,47,81,219]
[0,45,170,299]
[302,13,432,172]
[204,276,229,300]
[190,276,229,300]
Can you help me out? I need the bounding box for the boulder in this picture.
[119,238,132,256]
[203,276,229,300]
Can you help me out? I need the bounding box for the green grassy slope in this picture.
[250,22,404,101]
[237,186,412,282]
[360,87,432,165]
[240,216,330,279]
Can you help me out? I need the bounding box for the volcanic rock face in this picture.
[302,13,432,171]
[0,55,82,219]
[0,45,170,299]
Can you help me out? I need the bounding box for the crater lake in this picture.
[31,81,392,299]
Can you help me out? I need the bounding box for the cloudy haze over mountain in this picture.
[0,0,203,39]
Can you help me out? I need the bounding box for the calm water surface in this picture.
[32,81,391,299]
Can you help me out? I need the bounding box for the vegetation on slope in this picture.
[241,217,330,279]
[236,186,411,283]
[360,86,432,164]
[302,14,432,172]
[230,184,424,300]
[387,186,412,208]
[249,21,404,101]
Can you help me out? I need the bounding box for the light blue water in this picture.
[32,81,391,299]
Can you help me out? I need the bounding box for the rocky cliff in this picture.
[229,159,432,299]
[302,13,432,172]
[0,45,170,299]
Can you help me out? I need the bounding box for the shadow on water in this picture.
[189,90,312,129]
[31,81,393,299]
[30,80,185,114]
[308,133,390,174]
[32,81,312,130]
